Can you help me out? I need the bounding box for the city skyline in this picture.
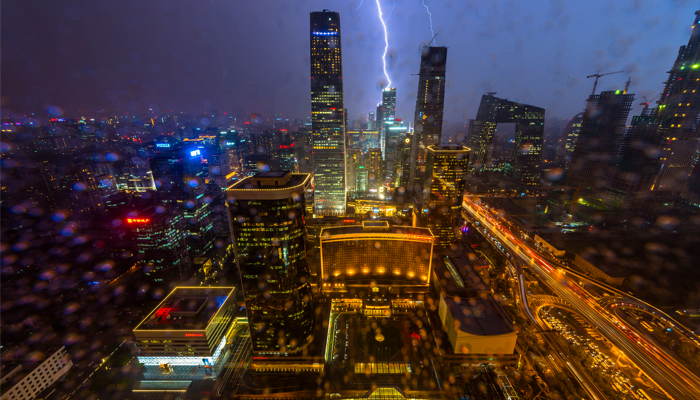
[1,1,698,126]
[3,3,700,400]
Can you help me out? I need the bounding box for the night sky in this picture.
[1,0,698,124]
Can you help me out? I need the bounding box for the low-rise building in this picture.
[133,286,237,367]
[438,293,517,355]
[0,347,72,400]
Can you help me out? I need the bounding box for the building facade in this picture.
[227,172,316,356]
[421,145,470,247]
[468,94,545,185]
[1,347,72,400]
[319,221,433,294]
[568,90,635,197]
[133,287,237,366]
[310,10,346,216]
[409,46,448,190]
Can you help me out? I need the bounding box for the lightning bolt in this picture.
[376,0,391,87]
[355,0,364,23]
[422,0,436,45]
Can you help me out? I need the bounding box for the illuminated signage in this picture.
[279,143,295,149]
[185,333,204,337]
[224,141,235,146]
[312,31,338,36]
[126,218,150,224]
[190,149,201,157]
[343,219,355,223]
[156,143,171,148]
[401,234,432,241]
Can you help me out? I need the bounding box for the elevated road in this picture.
[463,196,700,400]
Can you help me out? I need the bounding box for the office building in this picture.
[0,347,72,400]
[410,46,448,189]
[420,145,470,247]
[128,206,188,282]
[468,94,545,185]
[346,148,361,194]
[319,221,433,295]
[310,10,346,216]
[365,148,383,191]
[367,111,375,130]
[653,11,700,206]
[378,87,396,156]
[133,287,237,367]
[227,172,316,356]
[606,107,663,213]
[568,90,635,197]
[562,112,584,170]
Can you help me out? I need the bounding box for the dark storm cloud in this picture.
[1,0,697,122]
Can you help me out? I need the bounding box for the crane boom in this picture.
[586,70,624,96]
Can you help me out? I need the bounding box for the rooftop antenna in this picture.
[427,33,438,47]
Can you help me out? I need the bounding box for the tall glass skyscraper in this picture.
[226,172,315,356]
[310,10,346,216]
[410,46,448,190]
[378,87,396,157]
[421,145,470,247]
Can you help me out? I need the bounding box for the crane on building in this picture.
[586,70,624,96]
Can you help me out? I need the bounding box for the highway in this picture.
[463,196,700,400]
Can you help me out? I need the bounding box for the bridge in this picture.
[528,294,578,315]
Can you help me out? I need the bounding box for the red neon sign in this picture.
[252,357,268,360]
[185,333,204,337]
[126,218,150,224]
[279,143,295,149]
[343,219,355,223]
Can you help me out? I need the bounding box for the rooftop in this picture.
[321,225,433,240]
[432,253,490,296]
[134,287,235,331]
[442,294,515,336]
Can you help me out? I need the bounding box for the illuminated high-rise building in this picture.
[652,11,700,206]
[468,94,545,185]
[365,148,383,191]
[378,87,396,156]
[409,47,448,190]
[568,90,634,197]
[226,172,315,356]
[368,111,375,130]
[310,10,346,216]
[420,145,470,247]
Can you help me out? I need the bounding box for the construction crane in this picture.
[586,70,624,96]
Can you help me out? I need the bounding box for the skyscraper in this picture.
[568,90,634,197]
[379,87,396,156]
[562,112,584,170]
[420,145,470,247]
[227,172,315,356]
[606,107,663,213]
[651,11,700,204]
[409,46,448,191]
[310,10,346,216]
[468,94,545,185]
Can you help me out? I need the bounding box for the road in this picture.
[463,196,700,400]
